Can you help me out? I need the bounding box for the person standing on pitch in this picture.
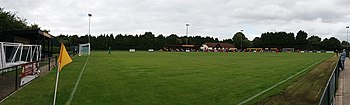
[108,46,111,54]
[340,49,347,70]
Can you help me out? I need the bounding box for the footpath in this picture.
[336,58,350,105]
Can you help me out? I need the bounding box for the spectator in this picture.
[340,49,347,70]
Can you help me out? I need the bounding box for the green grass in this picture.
[0,51,333,105]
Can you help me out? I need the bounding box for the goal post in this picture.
[0,42,4,69]
[79,43,90,56]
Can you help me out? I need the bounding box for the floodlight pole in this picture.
[347,26,349,51]
[88,13,92,44]
[241,30,243,51]
[186,23,190,45]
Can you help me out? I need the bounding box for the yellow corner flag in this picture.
[54,43,73,105]
[57,43,72,71]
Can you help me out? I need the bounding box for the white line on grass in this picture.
[237,58,328,105]
[65,56,89,105]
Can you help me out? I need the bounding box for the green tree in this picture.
[0,8,27,31]
[232,32,249,49]
[307,35,321,50]
[221,39,234,45]
[252,37,262,47]
[55,35,71,46]
[295,30,308,50]
[341,41,349,49]
[260,31,295,48]
[0,7,38,41]
[155,34,166,49]
[166,34,178,45]
[320,37,341,50]
[243,39,253,48]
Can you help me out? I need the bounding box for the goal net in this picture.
[79,43,90,56]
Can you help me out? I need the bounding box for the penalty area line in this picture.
[65,56,89,105]
[237,58,328,105]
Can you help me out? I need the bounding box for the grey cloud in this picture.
[1,0,350,41]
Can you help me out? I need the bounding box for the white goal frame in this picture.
[79,43,90,56]
[0,42,41,69]
[282,48,295,52]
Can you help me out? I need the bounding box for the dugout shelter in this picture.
[1,29,54,57]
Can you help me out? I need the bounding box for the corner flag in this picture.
[58,43,72,71]
[53,43,72,105]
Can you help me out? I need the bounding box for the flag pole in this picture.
[53,43,72,105]
[53,65,60,105]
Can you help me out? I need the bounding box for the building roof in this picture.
[3,29,53,39]
[203,42,218,47]
[203,42,235,48]
[166,44,199,48]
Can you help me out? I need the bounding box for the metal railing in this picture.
[0,56,57,101]
[318,57,341,105]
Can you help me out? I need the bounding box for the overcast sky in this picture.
[1,0,350,41]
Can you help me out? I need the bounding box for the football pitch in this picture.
[0,51,333,105]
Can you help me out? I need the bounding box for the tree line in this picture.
[0,8,39,38]
[54,30,345,51]
[234,30,344,51]
[54,32,221,50]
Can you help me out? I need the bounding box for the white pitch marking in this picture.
[66,56,90,105]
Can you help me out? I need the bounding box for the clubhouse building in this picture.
[200,42,235,52]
